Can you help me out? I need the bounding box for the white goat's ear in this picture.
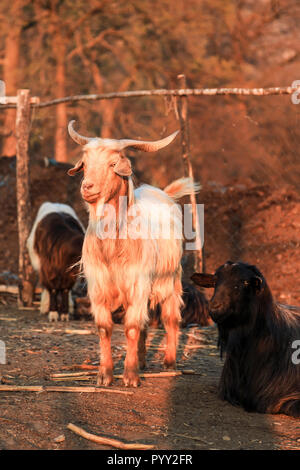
[113,157,132,176]
[67,159,84,176]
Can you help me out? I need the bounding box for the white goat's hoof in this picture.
[123,370,141,388]
[97,368,113,387]
[163,358,176,370]
[60,314,69,322]
[48,311,59,322]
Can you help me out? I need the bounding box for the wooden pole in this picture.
[15,89,35,307]
[176,75,204,275]
[177,75,191,176]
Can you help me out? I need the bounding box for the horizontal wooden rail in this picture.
[0,85,299,109]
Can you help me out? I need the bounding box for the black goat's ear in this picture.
[251,275,264,292]
[224,260,234,267]
[191,273,216,288]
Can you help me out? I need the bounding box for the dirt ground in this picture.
[0,156,300,451]
[0,305,299,451]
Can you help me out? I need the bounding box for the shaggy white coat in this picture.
[82,178,197,330]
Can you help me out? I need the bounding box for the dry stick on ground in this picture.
[0,385,133,395]
[0,285,19,295]
[61,364,99,371]
[51,370,196,379]
[64,329,93,335]
[67,423,155,450]
[0,285,42,295]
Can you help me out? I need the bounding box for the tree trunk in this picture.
[1,1,22,156]
[53,34,67,162]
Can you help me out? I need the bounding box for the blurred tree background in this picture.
[0,0,299,188]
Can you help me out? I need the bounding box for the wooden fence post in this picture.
[15,89,35,307]
[176,74,204,276]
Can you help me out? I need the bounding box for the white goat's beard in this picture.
[95,197,106,218]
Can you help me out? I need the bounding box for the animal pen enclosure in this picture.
[0,79,299,308]
[0,81,300,452]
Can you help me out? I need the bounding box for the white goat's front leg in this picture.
[160,293,181,369]
[124,326,141,387]
[123,302,148,387]
[93,304,114,386]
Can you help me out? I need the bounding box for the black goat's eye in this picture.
[234,286,239,290]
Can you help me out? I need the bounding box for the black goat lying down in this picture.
[191,261,300,417]
[27,202,85,322]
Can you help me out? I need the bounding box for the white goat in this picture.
[68,120,199,386]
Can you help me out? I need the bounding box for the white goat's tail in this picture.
[164,177,201,200]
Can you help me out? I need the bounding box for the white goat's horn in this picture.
[118,130,180,153]
[68,120,93,145]
[68,120,179,152]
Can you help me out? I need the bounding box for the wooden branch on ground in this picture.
[67,423,155,450]
[61,364,99,371]
[0,85,299,109]
[64,329,93,335]
[51,370,195,380]
[53,377,91,381]
[52,371,97,378]
[0,285,42,295]
[0,285,19,295]
[0,385,133,395]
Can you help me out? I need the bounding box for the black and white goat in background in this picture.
[192,261,300,417]
[27,202,85,321]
